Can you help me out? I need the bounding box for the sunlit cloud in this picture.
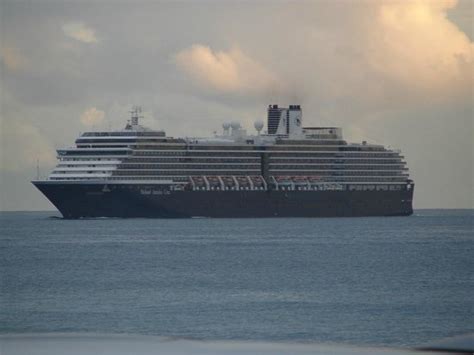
[62,22,98,43]
[0,46,28,72]
[175,45,281,95]
[367,0,473,95]
[80,107,105,126]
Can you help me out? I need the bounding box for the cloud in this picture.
[175,45,281,95]
[367,0,473,97]
[80,107,105,126]
[62,22,98,43]
[169,1,473,119]
[0,46,28,71]
[0,1,472,209]
[0,119,56,173]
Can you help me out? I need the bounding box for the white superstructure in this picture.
[43,105,412,194]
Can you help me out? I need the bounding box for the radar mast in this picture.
[129,106,143,126]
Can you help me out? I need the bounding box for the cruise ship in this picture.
[33,105,414,218]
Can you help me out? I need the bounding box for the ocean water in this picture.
[0,210,472,348]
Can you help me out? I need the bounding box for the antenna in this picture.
[106,110,112,131]
[36,159,40,179]
[129,106,144,126]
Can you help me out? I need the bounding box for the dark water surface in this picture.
[1,210,472,347]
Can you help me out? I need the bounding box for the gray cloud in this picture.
[0,0,472,210]
[62,22,98,43]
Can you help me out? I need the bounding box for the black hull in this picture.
[33,182,414,218]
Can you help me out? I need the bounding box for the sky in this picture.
[0,0,473,211]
